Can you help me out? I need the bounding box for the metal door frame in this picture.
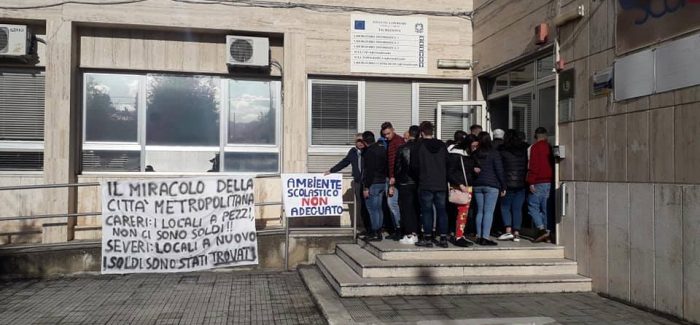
[435,101,486,140]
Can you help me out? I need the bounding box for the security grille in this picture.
[0,70,45,140]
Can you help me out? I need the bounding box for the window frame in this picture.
[307,78,468,161]
[81,71,282,175]
[307,79,365,155]
[0,68,46,174]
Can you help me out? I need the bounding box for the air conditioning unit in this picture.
[225,35,269,68]
[0,24,31,57]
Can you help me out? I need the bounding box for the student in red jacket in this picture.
[527,127,554,243]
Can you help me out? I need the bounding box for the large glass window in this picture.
[146,75,220,147]
[310,81,358,146]
[510,62,535,87]
[537,55,555,79]
[228,80,276,145]
[82,72,280,174]
[84,74,140,143]
[0,69,45,171]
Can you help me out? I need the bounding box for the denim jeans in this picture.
[474,186,499,238]
[501,188,526,231]
[386,179,401,229]
[366,183,386,232]
[419,190,448,237]
[528,183,551,230]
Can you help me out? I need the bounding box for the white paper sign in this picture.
[282,174,344,217]
[351,14,428,74]
[101,176,257,274]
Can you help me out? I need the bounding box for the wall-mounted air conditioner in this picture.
[225,35,269,68]
[0,24,31,57]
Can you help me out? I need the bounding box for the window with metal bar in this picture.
[0,69,45,171]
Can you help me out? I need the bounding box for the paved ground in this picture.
[0,271,326,325]
[338,293,686,324]
[0,270,689,325]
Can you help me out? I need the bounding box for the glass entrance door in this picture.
[436,101,486,140]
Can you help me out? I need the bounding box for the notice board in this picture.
[350,14,428,74]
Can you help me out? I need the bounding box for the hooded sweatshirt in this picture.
[447,144,479,187]
[417,138,448,191]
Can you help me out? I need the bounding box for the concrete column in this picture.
[42,19,77,243]
[282,32,307,173]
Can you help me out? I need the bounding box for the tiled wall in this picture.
[562,182,700,322]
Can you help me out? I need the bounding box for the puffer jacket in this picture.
[499,143,528,189]
[473,148,506,190]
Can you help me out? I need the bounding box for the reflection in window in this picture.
[228,80,276,145]
[224,152,279,173]
[85,74,139,143]
[146,75,220,146]
[491,72,509,93]
[510,63,534,87]
[537,55,554,78]
[145,150,219,173]
[82,73,280,174]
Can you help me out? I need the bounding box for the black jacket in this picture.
[447,145,479,187]
[362,142,387,188]
[499,143,528,189]
[473,148,506,190]
[330,148,362,183]
[394,140,420,186]
[417,138,448,191]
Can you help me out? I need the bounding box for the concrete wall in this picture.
[472,0,700,322]
[0,0,472,244]
[0,234,353,279]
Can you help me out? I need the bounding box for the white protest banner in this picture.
[101,176,257,274]
[351,14,428,74]
[282,174,344,217]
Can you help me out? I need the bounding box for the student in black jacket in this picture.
[394,125,421,245]
[472,132,506,246]
[415,121,450,248]
[361,131,387,241]
[497,129,529,242]
[325,133,370,235]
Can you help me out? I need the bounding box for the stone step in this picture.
[317,254,591,297]
[360,238,564,260]
[336,244,579,278]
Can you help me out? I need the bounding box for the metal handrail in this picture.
[0,178,359,271]
[0,200,284,222]
[0,182,100,191]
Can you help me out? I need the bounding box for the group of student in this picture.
[326,120,554,248]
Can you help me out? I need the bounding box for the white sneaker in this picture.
[498,233,515,241]
[410,235,418,244]
[399,235,413,245]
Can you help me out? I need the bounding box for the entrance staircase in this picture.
[313,239,591,297]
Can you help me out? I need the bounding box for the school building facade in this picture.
[0,0,473,269]
[472,0,700,323]
[1,0,700,323]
